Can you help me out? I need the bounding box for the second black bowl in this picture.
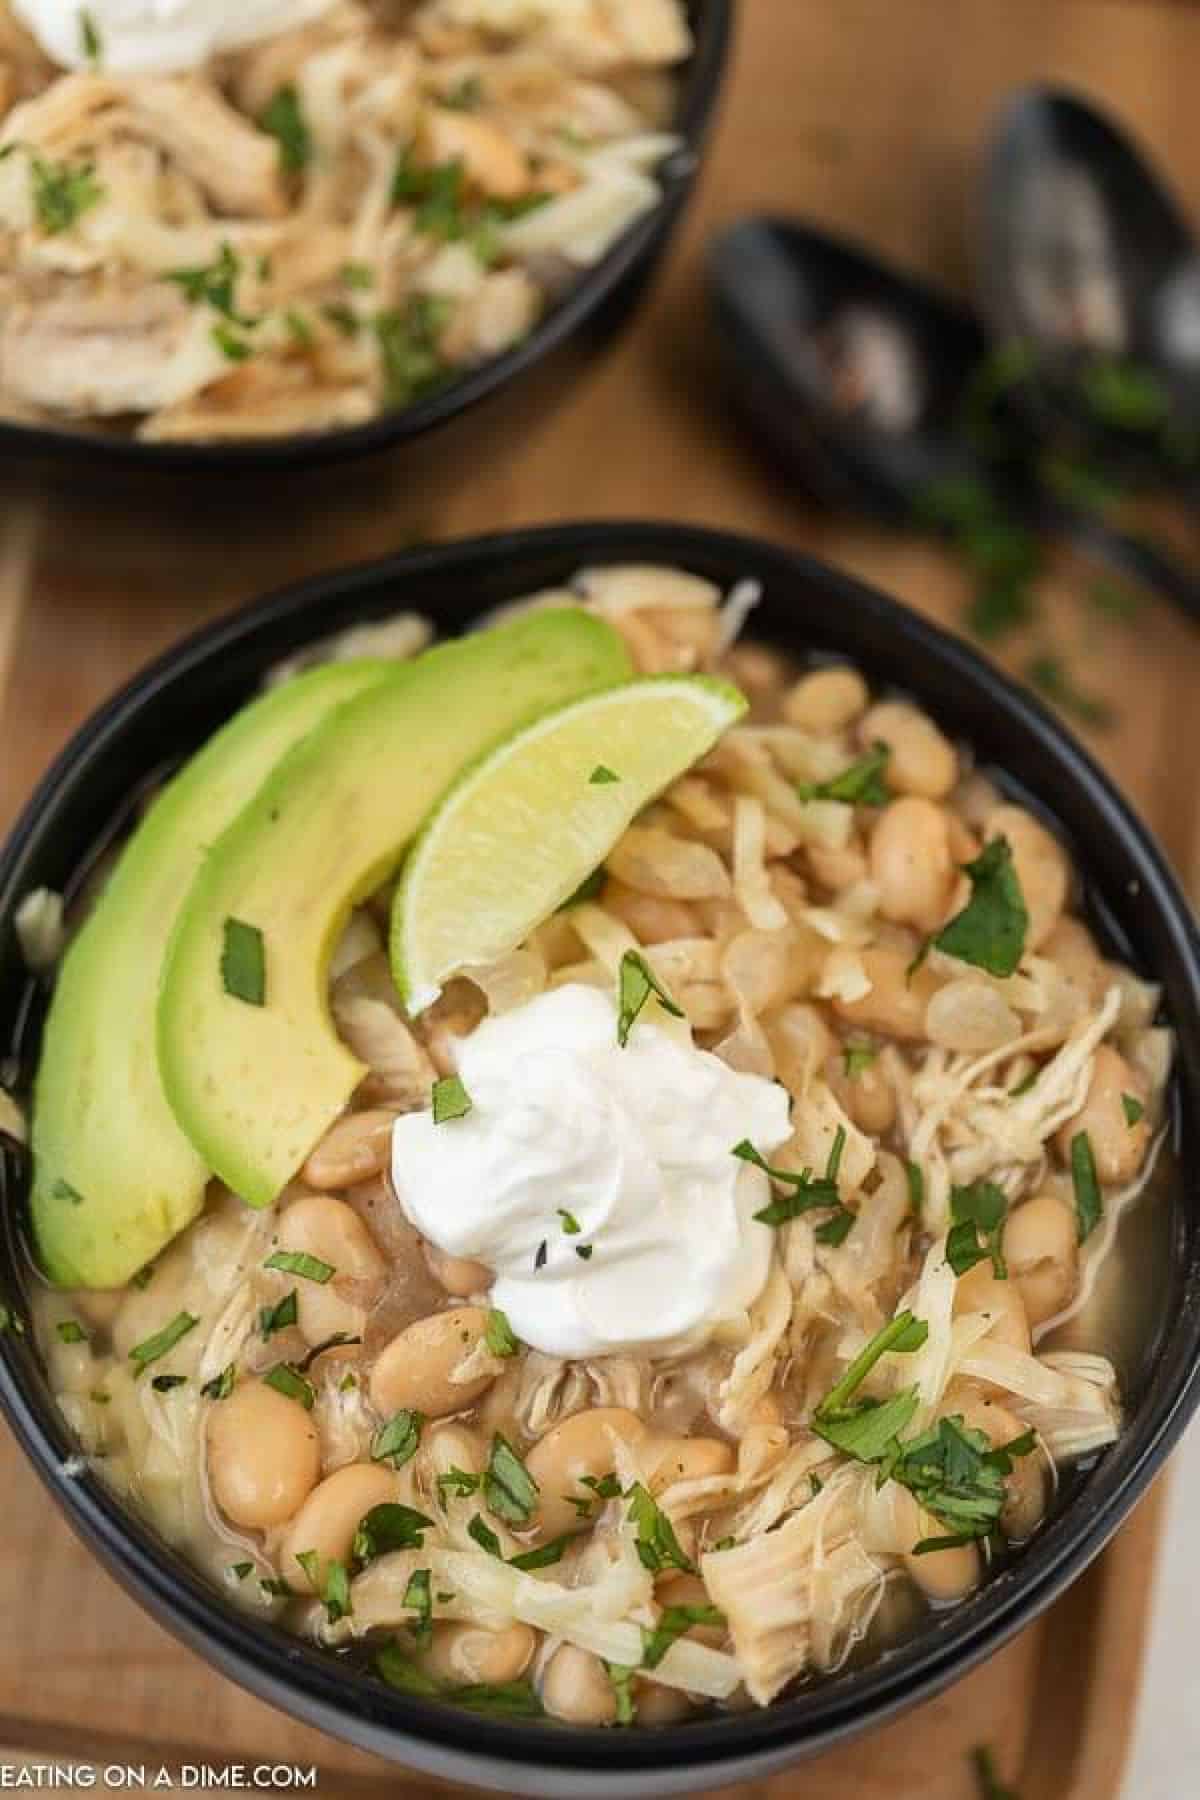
[0,522,1198,1795]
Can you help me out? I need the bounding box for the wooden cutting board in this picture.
[1,0,1198,1793]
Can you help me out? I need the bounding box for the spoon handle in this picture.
[1048,503,1200,624]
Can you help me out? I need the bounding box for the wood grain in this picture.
[1,0,1197,1793]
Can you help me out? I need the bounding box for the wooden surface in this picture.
[2,0,1199,1793]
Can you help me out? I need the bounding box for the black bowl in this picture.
[1,522,1198,1796]
[0,2,730,476]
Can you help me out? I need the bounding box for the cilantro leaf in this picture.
[626,1482,694,1575]
[403,1567,432,1646]
[640,1603,725,1671]
[264,1249,334,1283]
[798,742,890,807]
[30,154,102,235]
[929,836,1029,977]
[129,1311,198,1372]
[352,1502,434,1566]
[617,950,684,1047]
[258,1289,298,1339]
[946,1180,1008,1279]
[432,1072,472,1123]
[259,85,311,173]
[1121,1092,1144,1126]
[484,1308,519,1357]
[220,917,266,1005]
[482,1433,538,1525]
[1071,1131,1103,1243]
[371,1409,424,1470]
[262,1363,315,1409]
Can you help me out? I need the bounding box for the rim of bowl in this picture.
[0,0,731,476]
[1,520,1198,1795]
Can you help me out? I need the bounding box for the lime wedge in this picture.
[391,674,747,1011]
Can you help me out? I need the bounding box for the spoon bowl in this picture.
[709,218,990,521]
[981,86,1200,437]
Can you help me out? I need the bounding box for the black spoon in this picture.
[709,216,1200,619]
[981,85,1200,457]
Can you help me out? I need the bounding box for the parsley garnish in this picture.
[259,84,311,173]
[374,295,452,408]
[640,1603,725,1670]
[373,1643,441,1697]
[284,308,314,347]
[1122,1092,1144,1126]
[946,1180,1008,1279]
[1071,1131,1103,1243]
[265,1249,334,1283]
[925,836,1029,978]
[221,917,266,1005]
[262,1363,314,1409]
[129,1311,197,1373]
[467,1514,502,1558]
[843,1042,877,1077]
[201,1364,235,1401]
[508,1535,570,1571]
[259,1289,298,1339]
[323,1559,352,1624]
[1010,1068,1039,1097]
[484,1308,519,1357]
[616,950,684,1046]
[340,262,374,289]
[799,742,890,807]
[403,1567,433,1646]
[431,1073,472,1123]
[322,302,359,338]
[626,1483,694,1575]
[352,1502,434,1566]
[371,1409,424,1470]
[557,1208,581,1235]
[575,1244,594,1260]
[482,1433,539,1525]
[56,1319,86,1344]
[30,155,102,235]
[151,1374,186,1392]
[589,765,620,785]
[259,1577,292,1597]
[230,1561,253,1582]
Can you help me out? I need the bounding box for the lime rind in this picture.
[391,673,747,1011]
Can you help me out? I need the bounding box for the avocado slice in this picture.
[157,608,630,1209]
[30,658,397,1289]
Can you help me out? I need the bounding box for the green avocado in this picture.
[157,608,630,1210]
[30,658,396,1289]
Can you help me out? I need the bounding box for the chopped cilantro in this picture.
[258,1289,298,1339]
[734,1131,843,1228]
[220,917,265,1004]
[616,949,684,1046]
[946,1180,1008,1279]
[1071,1131,1103,1243]
[640,1603,725,1670]
[151,1374,185,1392]
[437,1467,481,1502]
[264,1249,333,1283]
[56,1319,87,1344]
[403,1567,433,1646]
[79,9,101,62]
[484,1308,519,1357]
[799,742,890,807]
[1122,1092,1145,1126]
[557,1208,581,1235]
[927,836,1029,977]
[322,302,360,338]
[165,244,252,325]
[230,1561,253,1582]
[260,85,311,173]
[352,1503,434,1566]
[262,1362,314,1409]
[432,1073,472,1122]
[340,262,374,290]
[589,765,620,785]
[201,1364,236,1401]
[467,1514,502,1558]
[843,1042,877,1077]
[626,1482,694,1575]
[371,1409,424,1470]
[575,1244,594,1260]
[375,296,452,408]
[607,1662,636,1725]
[129,1311,197,1373]
[482,1433,538,1525]
[30,154,102,235]
[508,1535,570,1571]
[905,1159,924,1219]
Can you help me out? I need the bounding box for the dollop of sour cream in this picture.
[391,983,792,1359]
[13,0,336,75]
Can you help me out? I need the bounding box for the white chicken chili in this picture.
[0,0,691,439]
[21,564,1170,1726]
